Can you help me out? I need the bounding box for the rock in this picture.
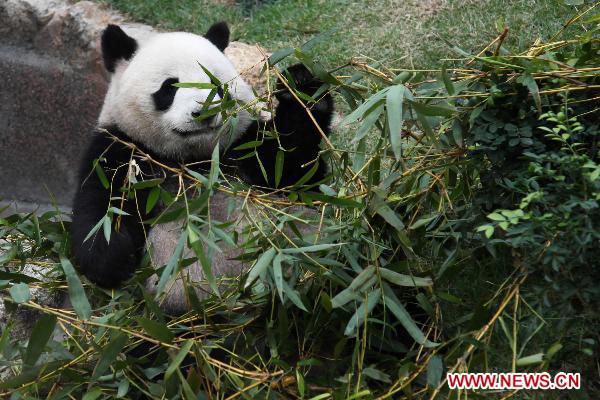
[0,239,68,381]
[225,41,270,93]
[0,263,66,341]
[0,0,270,213]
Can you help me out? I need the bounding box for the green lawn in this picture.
[98,0,578,68]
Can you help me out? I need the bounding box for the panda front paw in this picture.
[276,63,334,116]
[74,227,139,288]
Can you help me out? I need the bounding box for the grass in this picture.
[96,0,583,153]
[98,0,577,68]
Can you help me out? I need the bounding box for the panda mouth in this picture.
[172,128,211,137]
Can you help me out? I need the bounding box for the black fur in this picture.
[204,21,230,52]
[71,63,333,288]
[71,128,152,287]
[152,78,180,111]
[227,64,333,187]
[101,25,138,73]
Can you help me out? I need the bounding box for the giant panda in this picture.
[70,22,333,314]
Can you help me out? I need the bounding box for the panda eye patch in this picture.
[152,77,179,111]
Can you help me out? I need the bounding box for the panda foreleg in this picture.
[230,63,334,188]
[71,211,142,288]
[71,134,148,288]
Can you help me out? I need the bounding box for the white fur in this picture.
[98,32,259,158]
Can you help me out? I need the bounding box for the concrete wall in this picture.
[0,0,268,213]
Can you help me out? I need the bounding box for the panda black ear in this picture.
[101,25,138,73]
[205,21,229,52]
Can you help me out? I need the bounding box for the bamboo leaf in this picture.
[94,160,109,189]
[293,160,320,187]
[411,101,455,117]
[82,387,103,400]
[268,48,294,66]
[273,252,284,302]
[232,140,263,151]
[426,355,443,387]
[131,178,164,189]
[331,286,367,309]
[281,243,344,254]
[155,230,188,298]
[344,288,381,336]
[341,88,389,126]
[380,268,432,287]
[386,84,405,160]
[9,283,30,304]
[83,217,104,243]
[440,67,455,95]
[351,104,384,144]
[516,353,544,367]
[245,248,276,288]
[136,317,174,344]
[93,332,128,378]
[60,255,92,320]
[302,192,362,208]
[208,142,220,189]
[102,215,111,243]
[408,215,438,230]
[146,187,161,214]
[362,366,391,383]
[108,207,130,216]
[174,82,215,89]
[116,380,129,398]
[374,203,405,231]
[188,233,219,297]
[275,150,284,188]
[24,314,56,366]
[165,340,194,381]
[332,266,377,308]
[296,369,306,397]
[184,167,209,186]
[199,64,222,86]
[282,280,308,311]
[383,283,438,347]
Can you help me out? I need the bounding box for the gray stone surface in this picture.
[0,0,135,209]
[0,0,269,211]
[0,44,106,207]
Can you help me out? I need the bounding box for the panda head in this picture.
[98,22,258,159]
